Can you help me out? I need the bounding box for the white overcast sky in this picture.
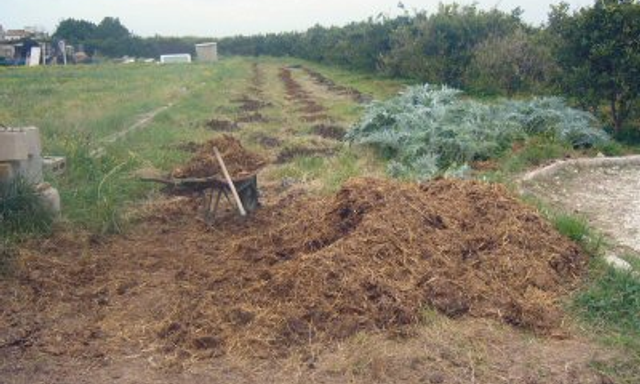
[2,0,595,37]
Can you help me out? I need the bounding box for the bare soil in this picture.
[236,112,270,123]
[312,124,346,140]
[276,145,336,163]
[205,118,239,132]
[302,67,372,104]
[255,135,282,149]
[522,162,640,256]
[233,96,271,112]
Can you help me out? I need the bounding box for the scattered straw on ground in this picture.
[0,177,588,366]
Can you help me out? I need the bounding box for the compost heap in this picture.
[2,178,587,362]
[156,178,586,357]
[172,134,265,179]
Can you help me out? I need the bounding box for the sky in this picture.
[1,0,595,38]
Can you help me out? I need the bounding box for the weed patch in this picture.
[575,267,640,354]
[0,177,54,240]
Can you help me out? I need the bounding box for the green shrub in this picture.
[347,84,609,180]
[595,140,626,157]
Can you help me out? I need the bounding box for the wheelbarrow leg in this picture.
[222,189,233,207]
[206,188,223,223]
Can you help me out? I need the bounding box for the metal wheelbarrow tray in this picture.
[141,172,260,218]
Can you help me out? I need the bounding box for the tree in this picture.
[550,0,640,133]
[52,18,97,45]
[94,17,130,41]
[466,29,556,96]
[382,5,523,87]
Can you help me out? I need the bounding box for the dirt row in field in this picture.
[302,66,372,104]
[279,66,331,123]
[202,65,348,162]
[206,63,271,133]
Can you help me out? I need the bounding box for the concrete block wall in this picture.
[0,127,44,184]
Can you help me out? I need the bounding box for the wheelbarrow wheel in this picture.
[239,175,259,213]
[239,183,259,212]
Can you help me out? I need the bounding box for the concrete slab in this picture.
[0,130,28,161]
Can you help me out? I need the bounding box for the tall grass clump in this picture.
[0,176,54,239]
[346,84,610,180]
[56,136,141,234]
[552,213,591,243]
[575,266,640,351]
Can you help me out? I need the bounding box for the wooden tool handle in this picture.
[213,147,247,216]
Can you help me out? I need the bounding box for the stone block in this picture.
[0,130,28,161]
[23,127,42,156]
[43,156,66,175]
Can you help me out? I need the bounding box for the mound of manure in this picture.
[172,134,266,179]
[158,177,586,357]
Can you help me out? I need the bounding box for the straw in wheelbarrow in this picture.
[172,134,266,179]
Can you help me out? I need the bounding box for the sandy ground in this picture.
[522,162,640,258]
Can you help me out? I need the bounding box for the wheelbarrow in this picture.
[141,172,260,221]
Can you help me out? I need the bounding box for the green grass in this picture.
[553,213,591,243]
[539,207,640,381]
[574,263,640,383]
[0,177,54,273]
[269,146,385,194]
[575,267,640,342]
[500,137,571,173]
[0,57,396,234]
[0,177,54,239]
[0,63,208,147]
[0,59,253,233]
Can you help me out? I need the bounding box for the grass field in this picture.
[0,58,403,232]
[1,57,638,383]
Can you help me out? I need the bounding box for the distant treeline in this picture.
[53,0,639,135]
[52,17,205,58]
[220,4,538,93]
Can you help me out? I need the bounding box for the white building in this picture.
[160,54,191,64]
[195,42,218,62]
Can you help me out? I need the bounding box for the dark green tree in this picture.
[94,17,130,40]
[52,18,97,45]
[382,5,523,87]
[549,0,640,133]
[466,29,556,96]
